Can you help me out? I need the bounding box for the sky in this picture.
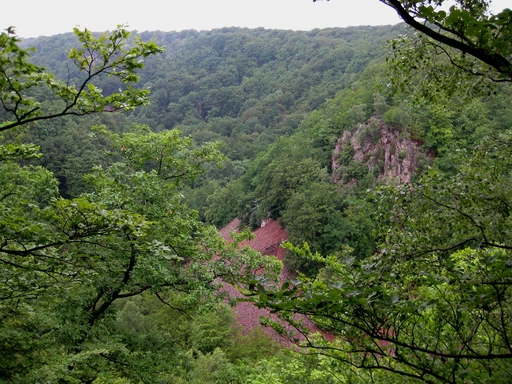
[2,0,401,38]
[1,0,510,39]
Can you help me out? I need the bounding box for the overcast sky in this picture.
[1,0,510,39]
[2,0,400,38]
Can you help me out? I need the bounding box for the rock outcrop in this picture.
[332,117,430,185]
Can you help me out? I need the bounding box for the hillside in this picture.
[219,219,290,337]
[219,218,332,344]
[21,25,404,197]
[3,16,511,382]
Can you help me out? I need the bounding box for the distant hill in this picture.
[21,25,404,200]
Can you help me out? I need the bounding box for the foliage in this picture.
[0,24,163,197]
[282,182,346,254]
[19,25,403,198]
[0,25,162,132]
[381,0,512,100]
[0,27,281,382]
[256,157,328,220]
[244,347,348,384]
[129,26,400,135]
[3,16,512,383]
[226,325,281,362]
[0,125,280,382]
[238,4,512,380]
[205,178,245,228]
[281,182,374,273]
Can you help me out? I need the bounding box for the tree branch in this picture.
[382,0,512,77]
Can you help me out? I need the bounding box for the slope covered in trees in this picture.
[2,23,411,383]
[22,25,402,198]
[0,26,282,383]
[2,2,512,380]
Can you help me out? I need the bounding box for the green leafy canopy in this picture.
[0,26,280,382]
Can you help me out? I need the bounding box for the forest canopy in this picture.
[0,26,280,382]
[1,2,512,381]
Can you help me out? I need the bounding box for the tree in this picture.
[240,4,512,380]
[385,1,512,99]
[380,0,512,80]
[0,27,280,382]
[318,1,511,99]
[0,26,163,132]
[281,182,374,274]
[255,157,327,220]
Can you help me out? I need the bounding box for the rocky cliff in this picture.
[332,117,430,185]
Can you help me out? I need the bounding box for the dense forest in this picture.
[1,1,512,382]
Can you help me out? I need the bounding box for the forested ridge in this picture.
[22,25,402,197]
[1,1,512,381]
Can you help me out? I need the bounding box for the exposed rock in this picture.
[332,117,430,185]
[218,218,331,345]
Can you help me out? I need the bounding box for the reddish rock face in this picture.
[218,119,432,345]
[220,218,288,261]
[332,117,432,185]
[218,218,330,345]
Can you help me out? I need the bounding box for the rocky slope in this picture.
[332,117,430,185]
[219,218,329,344]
